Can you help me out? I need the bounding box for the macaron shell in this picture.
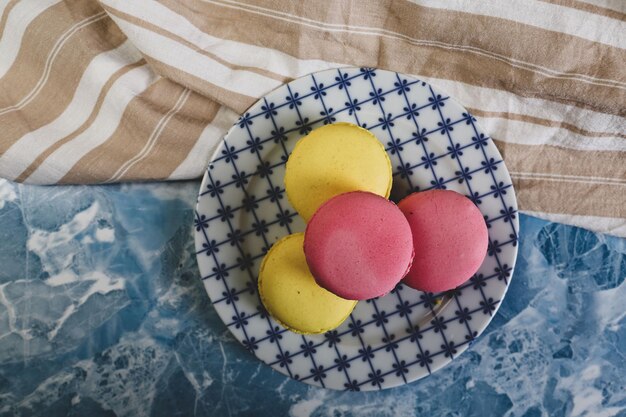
[304,191,414,300]
[398,190,488,292]
[258,233,357,334]
[285,122,392,222]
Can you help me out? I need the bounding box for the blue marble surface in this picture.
[0,178,624,417]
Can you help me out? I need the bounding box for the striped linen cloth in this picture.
[0,0,624,236]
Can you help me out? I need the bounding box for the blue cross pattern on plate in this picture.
[194,68,519,391]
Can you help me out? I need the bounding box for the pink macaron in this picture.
[398,189,488,292]
[304,191,414,300]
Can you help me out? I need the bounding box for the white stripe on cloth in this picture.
[101,0,340,78]
[0,11,108,115]
[108,16,283,98]
[510,171,626,186]
[204,0,626,90]
[524,210,626,238]
[168,106,239,180]
[410,0,626,48]
[480,116,626,152]
[426,77,626,135]
[0,0,62,79]
[106,0,626,149]
[24,66,155,184]
[0,41,144,180]
[106,88,192,183]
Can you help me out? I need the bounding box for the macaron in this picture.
[304,191,414,300]
[258,233,357,334]
[398,190,488,292]
[285,122,392,222]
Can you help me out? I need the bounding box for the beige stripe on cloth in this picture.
[60,79,222,183]
[0,1,104,107]
[160,0,625,114]
[0,18,128,155]
[110,90,222,182]
[13,59,146,182]
[0,0,624,237]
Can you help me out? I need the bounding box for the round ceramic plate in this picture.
[194,68,519,391]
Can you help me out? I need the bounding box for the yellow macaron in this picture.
[258,233,357,334]
[284,122,392,222]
